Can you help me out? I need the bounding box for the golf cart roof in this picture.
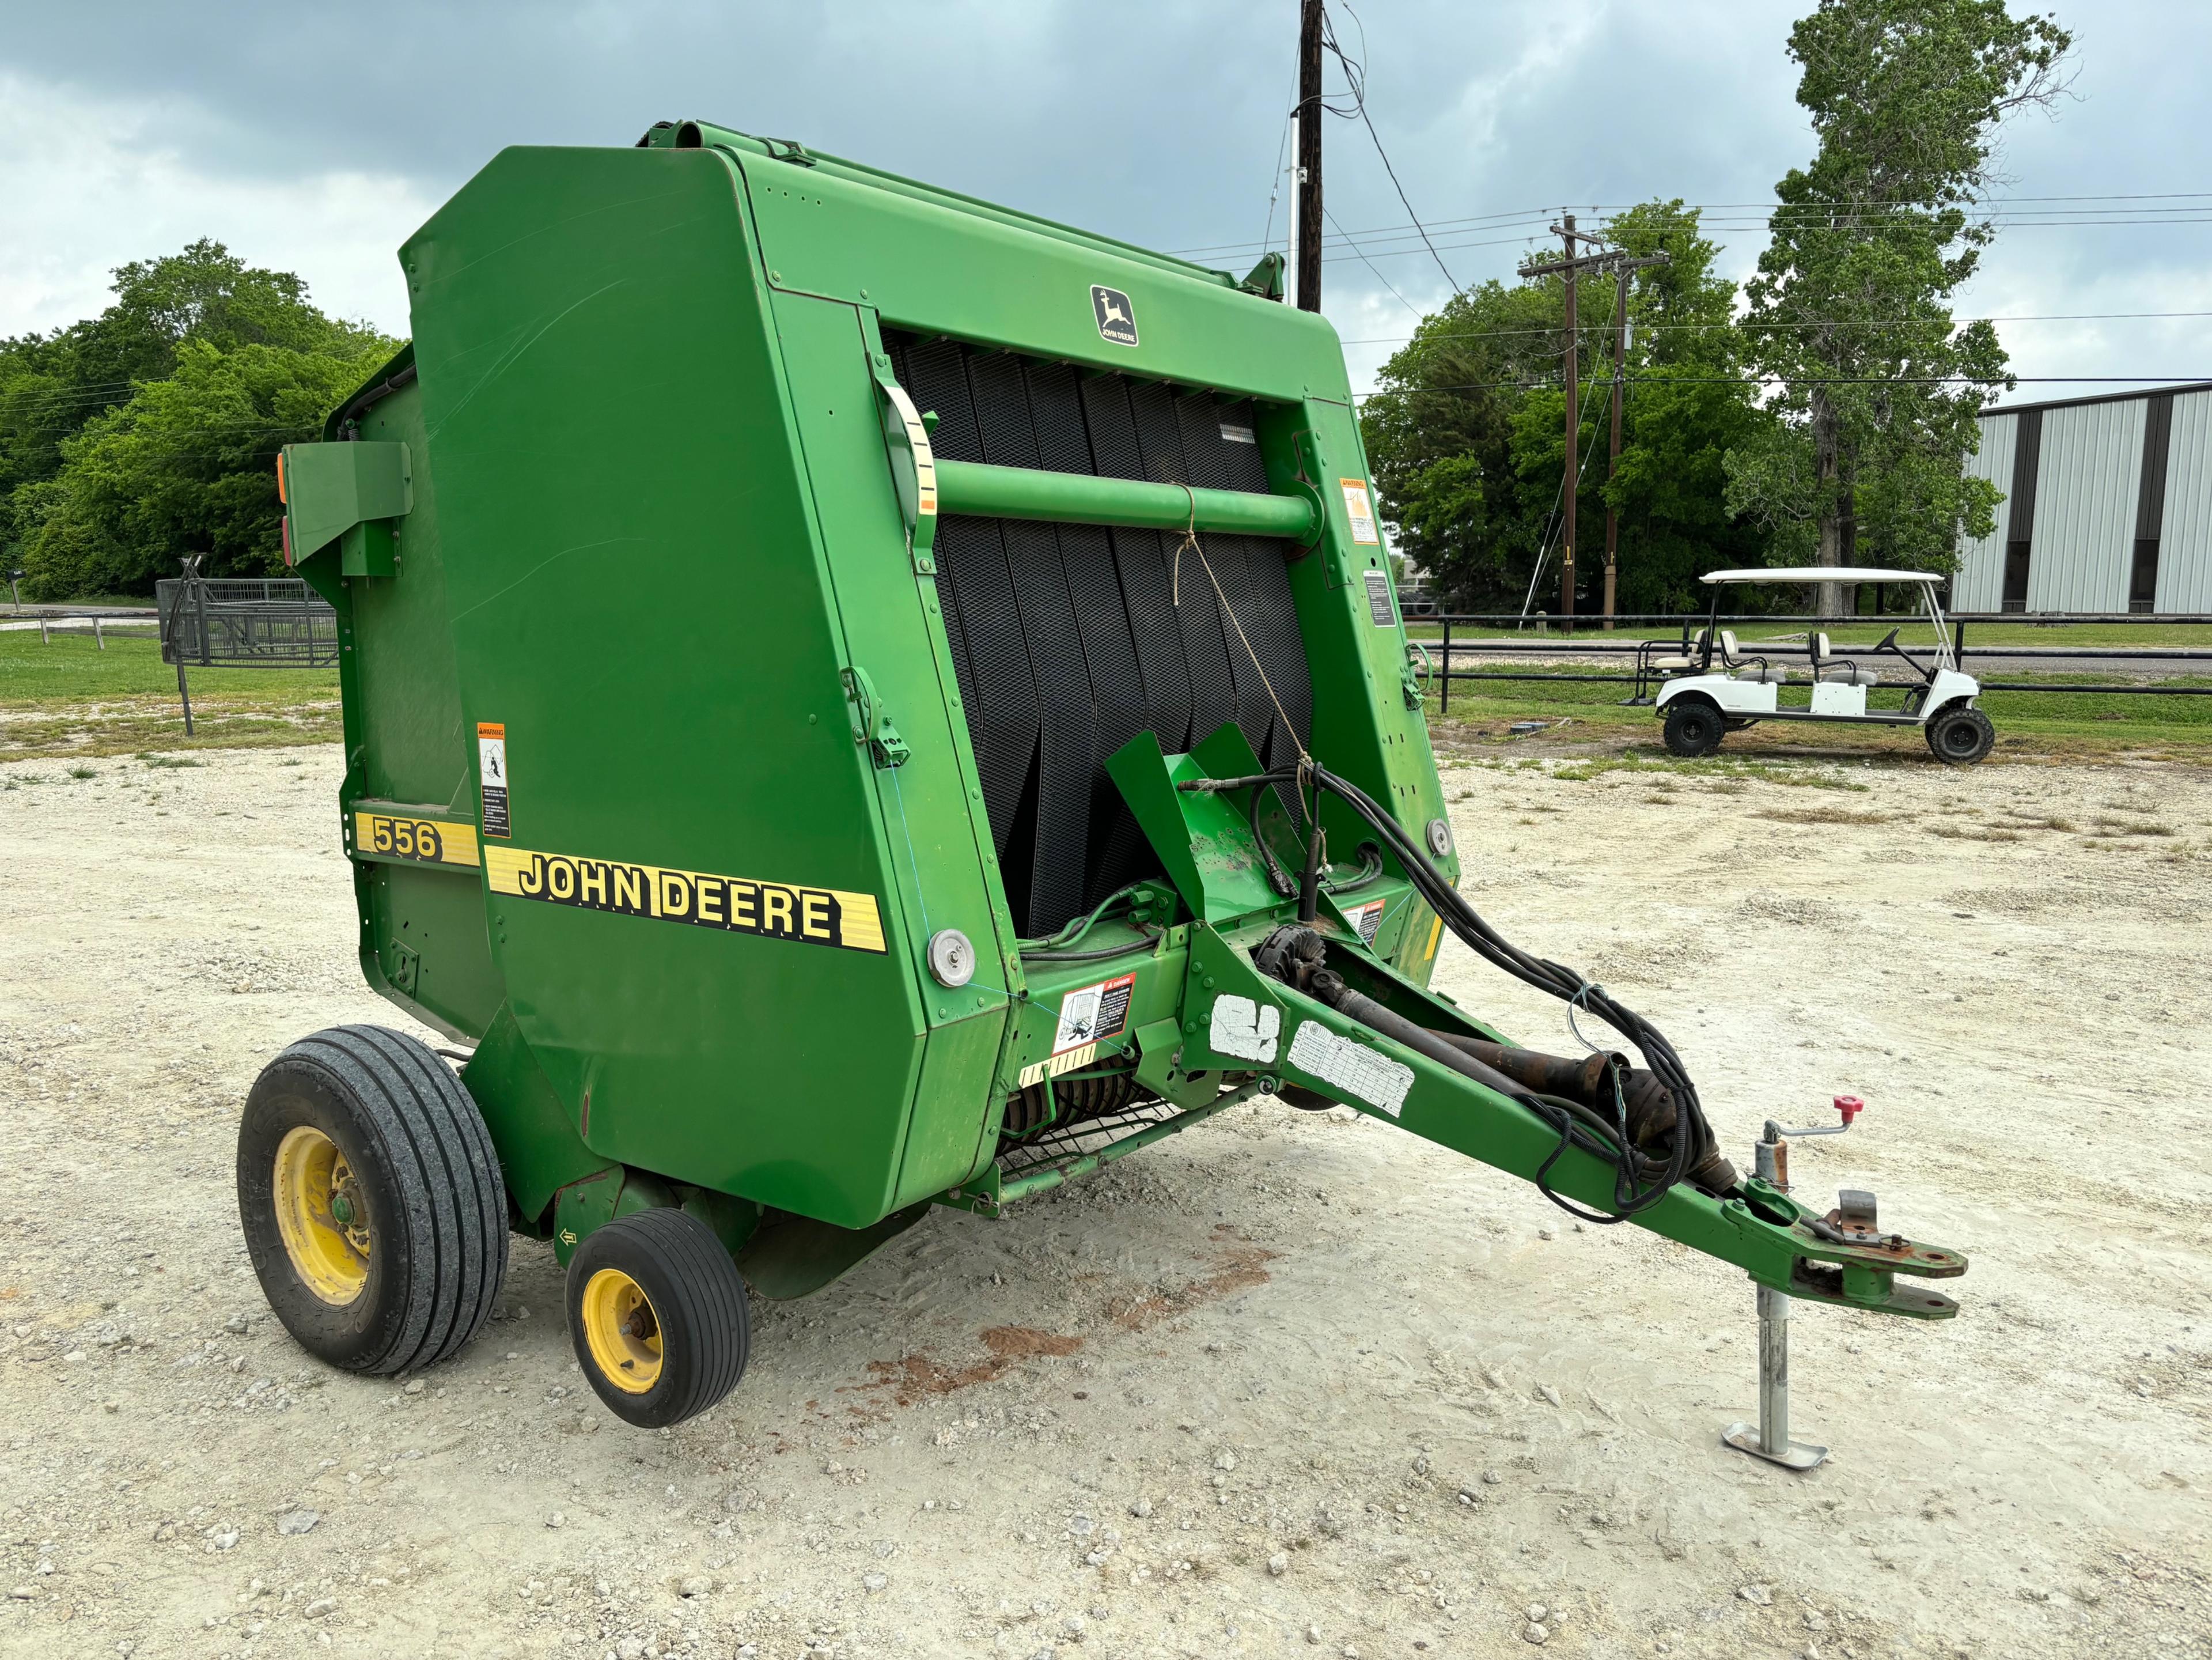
[1700,567,1945,585]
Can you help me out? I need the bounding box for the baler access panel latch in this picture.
[841,666,910,769]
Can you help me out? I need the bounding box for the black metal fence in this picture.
[1419,612,2212,714]
[155,576,338,668]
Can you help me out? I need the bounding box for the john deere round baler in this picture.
[244,118,1965,1431]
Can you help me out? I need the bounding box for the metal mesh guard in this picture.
[994,1095,1187,1182]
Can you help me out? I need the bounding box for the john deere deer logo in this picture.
[1091,285,1138,347]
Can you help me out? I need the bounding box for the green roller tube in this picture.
[933,458,1317,540]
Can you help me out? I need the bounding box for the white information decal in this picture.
[1339,478,1380,545]
[1208,995,1281,1064]
[1288,1020,1414,1117]
[1346,898,1385,944]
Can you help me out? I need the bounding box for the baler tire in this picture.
[566,1208,749,1429]
[237,1025,508,1376]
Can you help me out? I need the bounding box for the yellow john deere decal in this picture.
[483,846,886,954]
[354,811,480,868]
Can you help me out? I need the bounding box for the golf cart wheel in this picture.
[1662,700,1726,758]
[1925,704,1995,765]
[567,1208,749,1428]
[238,1026,507,1374]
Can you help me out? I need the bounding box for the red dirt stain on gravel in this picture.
[847,1325,1085,1406]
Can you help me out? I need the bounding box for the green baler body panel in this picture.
[285,130,1450,1237]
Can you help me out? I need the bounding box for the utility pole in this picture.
[1604,264,1630,627]
[1519,216,1604,632]
[1296,0,1324,313]
[1520,230,1669,630]
[1559,217,1578,629]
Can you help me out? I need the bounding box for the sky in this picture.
[3,0,2209,403]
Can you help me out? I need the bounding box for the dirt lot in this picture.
[2,745,2207,1660]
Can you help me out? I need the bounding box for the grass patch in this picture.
[1409,619,2212,649]
[1928,823,2023,843]
[1752,806,1896,826]
[1423,664,2212,762]
[0,629,339,762]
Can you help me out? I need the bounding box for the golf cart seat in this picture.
[1719,629,1787,683]
[1811,632,1878,687]
[1646,627,1710,674]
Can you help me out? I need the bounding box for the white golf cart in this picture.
[1646,568,1993,764]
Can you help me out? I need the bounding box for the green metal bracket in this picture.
[1240,252,1286,300]
[462,1004,616,1228]
[840,664,911,768]
[1289,429,1342,576]
[281,440,412,568]
[1104,727,1286,925]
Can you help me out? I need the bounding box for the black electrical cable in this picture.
[1187,765,1719,1220]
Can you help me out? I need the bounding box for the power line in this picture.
[1350,374,2212,403]
[1317,2,1458,292]
[1172,191,2212,260]
[1340,311,2212,349]
[1324,206,1422,319]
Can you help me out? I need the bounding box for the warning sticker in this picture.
[1052,971,1135,1056]
[483,845,886,954]
[477,722,510,840]
[1287,1020,1414,1117]
[1339,478,1380,544]
[354,811,479,869]
[1363,568,1396,627]
[1344,898,1385,944]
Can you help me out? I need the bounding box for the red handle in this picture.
[1834,1094,1865,1126]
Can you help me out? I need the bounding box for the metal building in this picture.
[1955,383,2212,614]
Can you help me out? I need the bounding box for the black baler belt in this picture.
[1126,380,1238,750]
[967,351,1096,935]
[897,339,1039,903]
[885,335,1317,932]
[1078,376,1194,750]
[1026,361,1160,906]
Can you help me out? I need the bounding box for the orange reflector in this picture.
[275,450,287,505]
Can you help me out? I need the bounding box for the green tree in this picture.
[1724,0,2073,615]
[2,241,392,596]
[1363,202,1772,612]
[20,339,388,598]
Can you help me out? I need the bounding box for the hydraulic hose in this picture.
[1198,763,1736,1219]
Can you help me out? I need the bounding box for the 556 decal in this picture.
[353,811,480,869]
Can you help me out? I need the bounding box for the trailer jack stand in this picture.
[1722,1109,1861,1471]
[1723,1280,1828,1471]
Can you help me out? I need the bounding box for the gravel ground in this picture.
[2,745,2207,1660]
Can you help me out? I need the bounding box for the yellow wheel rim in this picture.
[271,1125,371,1305]
[579,1268,664,1394]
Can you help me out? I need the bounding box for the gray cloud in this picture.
[5,0,2206,394]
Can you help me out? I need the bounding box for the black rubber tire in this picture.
[1662,700,1725,758]
[238,1025,507,1375]
[566,1208,750,1429]
[1925,704,1995,765]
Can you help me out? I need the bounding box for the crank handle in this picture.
[1773,1094,1863,1140]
